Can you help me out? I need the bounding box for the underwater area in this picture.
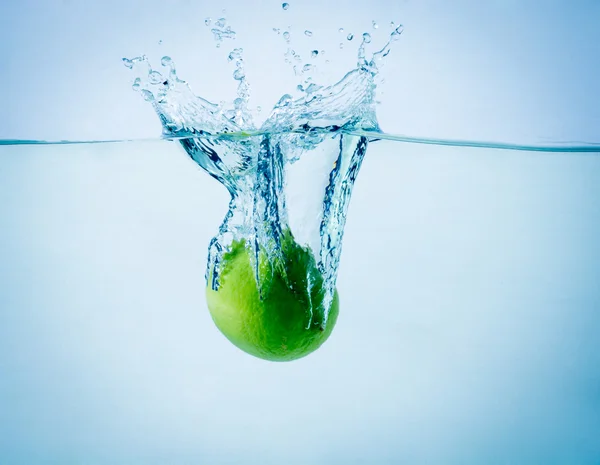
[1,0,600,463]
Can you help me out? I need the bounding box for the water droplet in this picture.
[390,21,395,28]
[228,48,243,61]
[372,20,378,29]
[205,17,211,26]
[302,64,313,73]
[347,33,353,41]
[131,77,141,90]
[362,32,372,43]
[297,84,304,92]
[283,31,290,41]
[215,17,226,27]
[339,42,344,49]
[311,50,319,58]
[338,27,344,33]
[233,69,244,80]
[141,89,154,102]
[122,58,134,69]
[325,59,330,63]
[282,2,289,10]
[304,30,313,37]
[273,27,281,34]
[256,106,262,113]
[158,39,163,45]
[149,70,163,84]
[160,56,172,66]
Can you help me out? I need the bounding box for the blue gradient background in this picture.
[1,1,599,464]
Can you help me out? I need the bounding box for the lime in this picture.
[206,232,339,361]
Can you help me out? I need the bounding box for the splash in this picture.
[124,15,404,322]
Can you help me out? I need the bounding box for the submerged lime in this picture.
[206,233,339,361]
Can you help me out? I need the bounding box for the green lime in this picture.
[206,232,339,362]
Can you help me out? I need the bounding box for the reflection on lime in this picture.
[206,233,339,362]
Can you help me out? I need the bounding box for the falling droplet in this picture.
[256,106,262,113]
[339,42,344,49]
[311,50,319,58]
[303,64,313,73]
[362,32,372,43]
[158,39,163,45]
[161,56,172,66]
[372,21,378,29]
[304,30,313,37]
[131,77,141,90]
[122,58,134,69]
[283,31,290,41]
[338,27,344,33]
[282,2,289,10]
[347,33,353,41]
[390,21,395,28]
[205,17,211,26]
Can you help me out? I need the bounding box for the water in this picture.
[1,138,600,464]
[2,1,600,463]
